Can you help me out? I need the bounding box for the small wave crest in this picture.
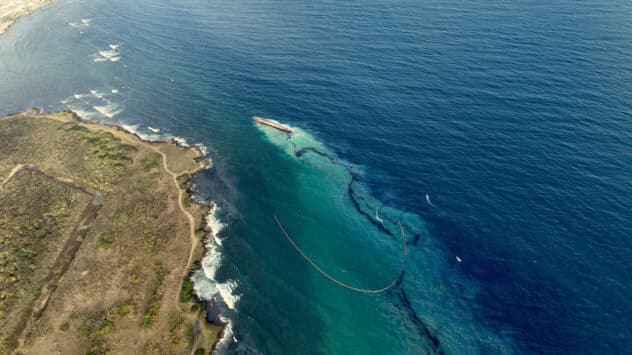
[69,18,91,28]
[190,203,239,350]
[94,46,122,63]
[93,103,123,118]
[90,89,104,98]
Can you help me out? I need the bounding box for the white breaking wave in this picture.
[67,105,100,121]
[207,203,227,244]
[95,47,122,63]
[194,249,241,310]
[111,88,119,94]
[191,204,240,323]
[426,193,435,207]
[190,143,212,169]
[93,103,123,118]
[119,124,163,142]
[98,49,118,59]
[69,18,91,29]
[375,207,384,223]
[74,93,87,99]
[148,126,161,133]
[217,317,237,349]
[173,136,190,147]
[216,280,240,310]
[196,144,209,156]
[90,89,104,98]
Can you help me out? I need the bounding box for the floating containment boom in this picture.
[253,116,294,134]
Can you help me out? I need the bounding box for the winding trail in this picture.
[143,144,201,309]
[0,164,24,187]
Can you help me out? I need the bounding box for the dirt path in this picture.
[143,144,202,310]
[0,164,24,187]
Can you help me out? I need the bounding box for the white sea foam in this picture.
[195,205,240,310]
[217,280,240,310]
[94,103,123,118]
[206,203,226,244]
[173,136,190,147]
[200,243,222,282]
[148,126,161,133]
[119,123,139,134]
[74,93,87,99]
[98,49,118,59]
[218,317,237,347]
[68,105,99,121]
[69,18,91,29]
[95,47,122,63]
[119,124,163,142]
[194,143,209,157]
[195,251,241,311]
[90,89,104,98]
[111,88,119,94]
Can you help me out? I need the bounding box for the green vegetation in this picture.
[0,111,218,353]
[115,304,130,317]
[184,194,193,208]
[0,168,92,348]
[78,310,113,337]
[64,123,137,167]
[177,173,191,189]
[85,339,109,355]
[169,315,185,345]
[99,233,117,249]
[142,263,167,328]
[139,153,161,172]
[180,275,195,303]
[59,322,70,332]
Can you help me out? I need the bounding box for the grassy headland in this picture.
[0,110,221,354]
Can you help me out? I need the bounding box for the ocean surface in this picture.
[1,0,631,353]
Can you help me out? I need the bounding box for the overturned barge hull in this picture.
[252,116,294,133]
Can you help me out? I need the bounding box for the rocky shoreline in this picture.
[0,0,52,35]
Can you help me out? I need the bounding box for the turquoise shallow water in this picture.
[1,0,631,353]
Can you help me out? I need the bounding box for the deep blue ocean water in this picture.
[1,0,631,353]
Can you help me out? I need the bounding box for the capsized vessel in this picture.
[252,116,294,134]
